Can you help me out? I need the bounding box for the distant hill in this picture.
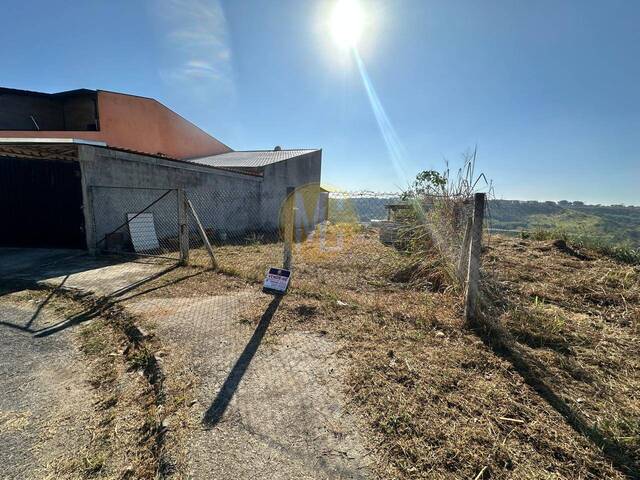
[328,195,640,248]
[489,200,640,248]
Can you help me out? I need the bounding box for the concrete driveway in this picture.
[0,248,175,297]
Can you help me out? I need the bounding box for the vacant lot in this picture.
[148,226,640,478]
[2,225,637,479]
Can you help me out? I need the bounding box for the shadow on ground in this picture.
[0,247,193,338]
[203,296,282,428]
[474,286,640,480]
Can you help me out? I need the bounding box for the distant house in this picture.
[0,87,322,250]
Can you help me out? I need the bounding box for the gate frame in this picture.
[88,185,184,262]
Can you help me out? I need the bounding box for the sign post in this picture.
[283,186,294,270]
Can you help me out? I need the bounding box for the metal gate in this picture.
[89,186,182,261]
[0,155,86,248]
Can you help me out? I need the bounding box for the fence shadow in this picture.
[202,296,282,428]
[0,248,141,295]
[472,290,640,479]
[0,261,182,339]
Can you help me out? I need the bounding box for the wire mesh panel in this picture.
[183,187,478,292]
[390,195,475,264]
[185,188,284,279]
[90,186,181,260]
[293,190,479,292]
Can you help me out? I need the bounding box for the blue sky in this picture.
[2,0,639,204]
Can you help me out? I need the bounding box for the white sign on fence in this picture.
[127,212,160,252]
[263,267,291,295]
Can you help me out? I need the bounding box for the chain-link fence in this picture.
[1,183,488,480]
[185,187,284,280]
[89,186,181,261]
[86,185,485,310]
[314,191,479,285]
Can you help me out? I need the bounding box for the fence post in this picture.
[178,189,189,265]
[464,192,486,324]
[283,186,294,270]
[457,216,473,283]
[186,198,217,269]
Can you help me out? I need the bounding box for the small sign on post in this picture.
[262,267,291,295]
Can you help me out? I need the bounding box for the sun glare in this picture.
[330,0,364,49]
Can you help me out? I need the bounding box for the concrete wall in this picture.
[0,91,97,131]
[78,146,323,253]
[63,95,98,130]
[78,145,261,250]
[95,91,232,159]
[260,150,323,232]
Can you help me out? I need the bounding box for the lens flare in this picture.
[353,50,409,184]
[330,0,364,48]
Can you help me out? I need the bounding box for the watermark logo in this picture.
[278,183,363,257]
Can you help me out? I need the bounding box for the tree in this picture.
[403,170,447,199]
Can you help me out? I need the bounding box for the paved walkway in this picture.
[126,291,370,479]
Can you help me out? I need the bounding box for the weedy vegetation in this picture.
[78,152,639,478]
[173,154,637,478]
[524,228,640,266]
[26,291,171,480]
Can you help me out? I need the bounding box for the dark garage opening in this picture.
[0,155,86,249]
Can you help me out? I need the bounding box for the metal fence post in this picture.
[178,188,189,265]
[283,186,294,270]
[464,192,486,324]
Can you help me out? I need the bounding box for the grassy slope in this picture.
[489,201,640,247]
[183,227,640,478]
[482,236,639,478]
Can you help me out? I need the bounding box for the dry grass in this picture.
[481,235,640,476]
[144,225,640,478]
[26,291,171,480]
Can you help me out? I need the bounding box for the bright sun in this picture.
[330,0,364,49]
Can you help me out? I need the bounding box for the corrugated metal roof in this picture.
[187,149,318,168]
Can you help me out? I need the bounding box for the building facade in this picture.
[0,87,324,251]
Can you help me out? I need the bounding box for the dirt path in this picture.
[0,290,94,480]
[125,290,371,479]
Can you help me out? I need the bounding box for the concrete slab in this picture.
[0,248,175,297]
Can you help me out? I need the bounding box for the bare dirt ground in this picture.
[0,288,94,480]
[121,277,372,479]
